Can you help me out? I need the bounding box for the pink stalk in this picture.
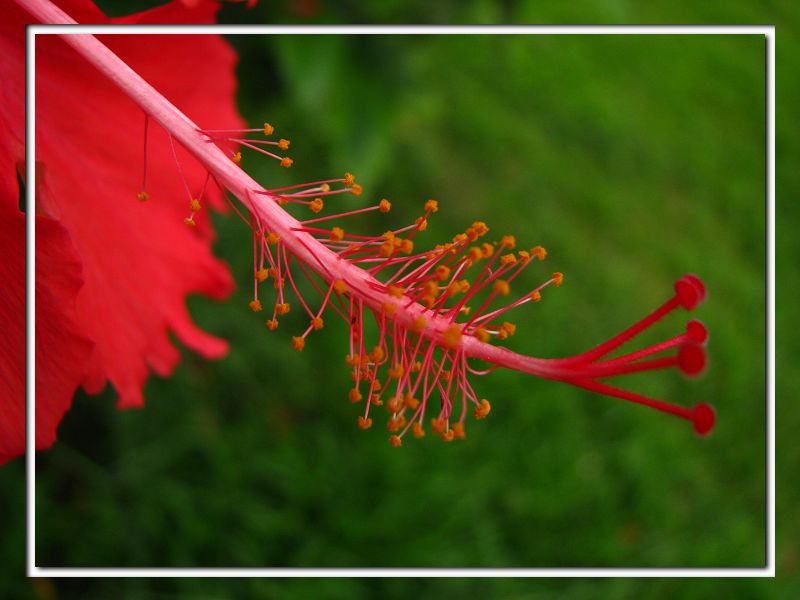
[21,0,715,438]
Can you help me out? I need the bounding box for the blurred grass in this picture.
[2,0,795,598]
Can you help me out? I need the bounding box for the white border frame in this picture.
[26,24,776,577]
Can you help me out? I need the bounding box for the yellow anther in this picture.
[276,197,289,206]
[447,281,462,296]
[383,231,396,241]
[411,361,422,373]
[291,336,305,351]
[431,417,447,435]
[345,354,359,367]
[474,399,491,419]
[552,272,564,286]
[184,217,196,227]
[357,416,372,430]
[389,435,402,448]
[388,363,404,379]
[493,279,510,296]
[501,253,517,266]
[400,239,414,254]
[500,235,516,249]
[482,242,494,258]
[421,294,436,309]
[474,327,490,343]
[330,226,345,242]
[266,232,280,245]
[256,268,269,282]
[388,285,404,298]
[388,415,406,432]
[468,246,483,262]
[459,279,471,293]
[442,325,462,349]
[453,233,468,244]
[137,191,149,202]
[441,428,455,442]
[412,422,425,438]
[263,122,274,136]
[404,394,419,410]
[378,241,394,257]
[370,345,385,362]
[531,290,542,302]
[501,322,517,336]
[453,422,466,439]
[273,276,284,289]
[423,281,439,297]
[435,265,451,281]
[280,157,293,168]
[415,216,428,231]
[278,138,290,150]
[424,199,439,213]
[370,395,384,406]
[393,237,404,249]
[351,183,363,196]
[333,279,348,295]
[309,198,324,213]
[231,151,242,164]
[319,183,330,193]
[265,319,279,331]
[311,317,324,331]
[411,316,426,333]
[343,172,355,186]
[518,250,531,263]
[379,199,392,213]
[249,299,262,312]
[459,305,472,316]
[469,221,489,238]
[441,370,451,382]
[387,396,403,413]
[349,388,362,403]
[382,301,397,316]
[532,245,547,260]
[276,303,291,315]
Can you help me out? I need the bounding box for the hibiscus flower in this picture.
[0,0,243,463]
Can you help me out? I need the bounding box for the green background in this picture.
[2,0,793,598]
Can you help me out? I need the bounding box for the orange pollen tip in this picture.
[411,316,427,333]
[349,388,362,403]
[411,361,422,373]
[496,329,509,341]
[442,325,462,349]
[183,217,196,227]
[291,336,305,351]
[333,279,348,295]
[425,199,439,213]
[474,399,491,419]
[388,416,407,432]
[532,245,547,260]
[343,172,355,186]
[482,242,494,258]
[280,157,293,168]
[388,364,404,379]
[493,280,510,295]
[249,299,262,312]
[276,303,291,315]
[389,435,402,448]
[431,418,447,435]
[345,354,359,367]
[379,199,392,213]
[441,370,451,382]
[441,429,455,442]
[263,122,274,135]
[453,422,466,439]
[256,268,269,282]
[404,394,419,410]
[382,301,397,316]
[552,272,564,286]
[415,217,428,231]
[351,183,363,196]
[278,138,290,150]
[460,306,472,315]
[423,281,439,296]
[311,317,324,330]
[531,290,542,302]
[421,294,436,308]
[401,239,414,254]
[136,191,149,202]
[370,345,385,362]
[502,322,517,336]
[468,247,483,262]
[459,279,471,293]
[266,232,280,245]
[319,183,330,192]
[387,396,403,413]
[370,395,383,406]
[357,416,373,430]
[265,319,279,331]
[500,235,516,249]
[309,198,324,213]
[435,265,451,281]
[388,285,404,298]
[501,253,517,266]
[518,250,531,263]
[231,151,242,164]
[474,327,490,343]
[412,422,425,438]
[330,226,345,242]
[453,233,468,244]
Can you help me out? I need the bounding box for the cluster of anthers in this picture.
[140,119,714,447]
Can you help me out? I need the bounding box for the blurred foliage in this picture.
[3,0,796,598]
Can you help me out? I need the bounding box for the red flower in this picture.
[0,0,242,463]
